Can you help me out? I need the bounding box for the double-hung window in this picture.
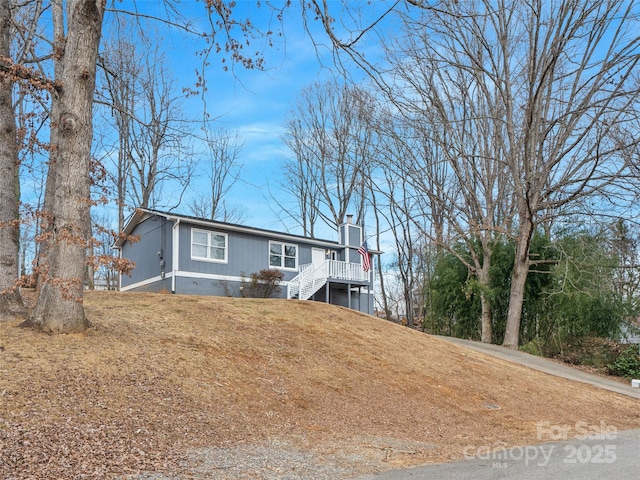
[191,228,228,263]
[269,241,297,270]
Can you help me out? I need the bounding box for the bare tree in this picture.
[504,2,639,347]
[281,80,376,232]
[2,0,57,301]
[311,0,640,348]
[0,0,24,316]
[99,31,194,220]
[34,0,65,295]
[371,95,511,343]
[97,28,140,232]
[189,127,244,222]
[368,178,392,321]
[127,48,193,211]
[382,168,424,328]
[610,219,640,305]
[277,142,321,237]
[308,2,515,342]
[88,212,119,291]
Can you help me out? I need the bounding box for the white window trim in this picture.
[191,228,228,263]
[269,240,298,271]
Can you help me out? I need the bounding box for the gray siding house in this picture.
[114,209,377,314]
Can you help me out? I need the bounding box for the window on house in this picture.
[191,228,228,263]
[269,241,297,269]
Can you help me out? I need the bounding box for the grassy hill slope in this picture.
[2,291,640,479]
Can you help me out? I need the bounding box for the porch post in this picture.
[348,283,352,309]
[326,281,330,304]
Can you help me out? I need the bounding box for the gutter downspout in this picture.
[172,219,180,293]
[117,247,122,291]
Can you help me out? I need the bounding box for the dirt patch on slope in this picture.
[1,291,639,479]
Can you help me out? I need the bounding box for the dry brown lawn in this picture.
[2,291,640,479]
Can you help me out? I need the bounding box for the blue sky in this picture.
[107,0,354,240]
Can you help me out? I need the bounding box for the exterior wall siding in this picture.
[178,223,327,283]
[175,275,289,299]
[347,224,361,247]
[125,276,173,293]
[120,216,173,288]
[179,225,270,277]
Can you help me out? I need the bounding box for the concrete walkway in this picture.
[434,335,640,400]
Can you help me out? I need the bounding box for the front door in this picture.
[312,248,325,265]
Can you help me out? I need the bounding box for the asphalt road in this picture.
[356,428,640,479]
[355,336,640,480]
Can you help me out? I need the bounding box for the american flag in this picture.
[358,242,371,272]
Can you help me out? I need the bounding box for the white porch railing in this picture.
[326,260,370,282]
[287,260,369,301]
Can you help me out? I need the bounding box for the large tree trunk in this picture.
[35,0,65,293]
[479,291,493,344]
[0,0,25,317]
[502,216,534,349]
[476,246,493,344]
[24,0,104,333]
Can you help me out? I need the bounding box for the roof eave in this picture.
[114,208,345,250]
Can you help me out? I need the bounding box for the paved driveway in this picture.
[434,336,640,400]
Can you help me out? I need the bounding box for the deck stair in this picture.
[287,261,328,300]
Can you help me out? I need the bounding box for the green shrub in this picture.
[519,339,544,357]
[554,336,620,372]
[608,346,640,379]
